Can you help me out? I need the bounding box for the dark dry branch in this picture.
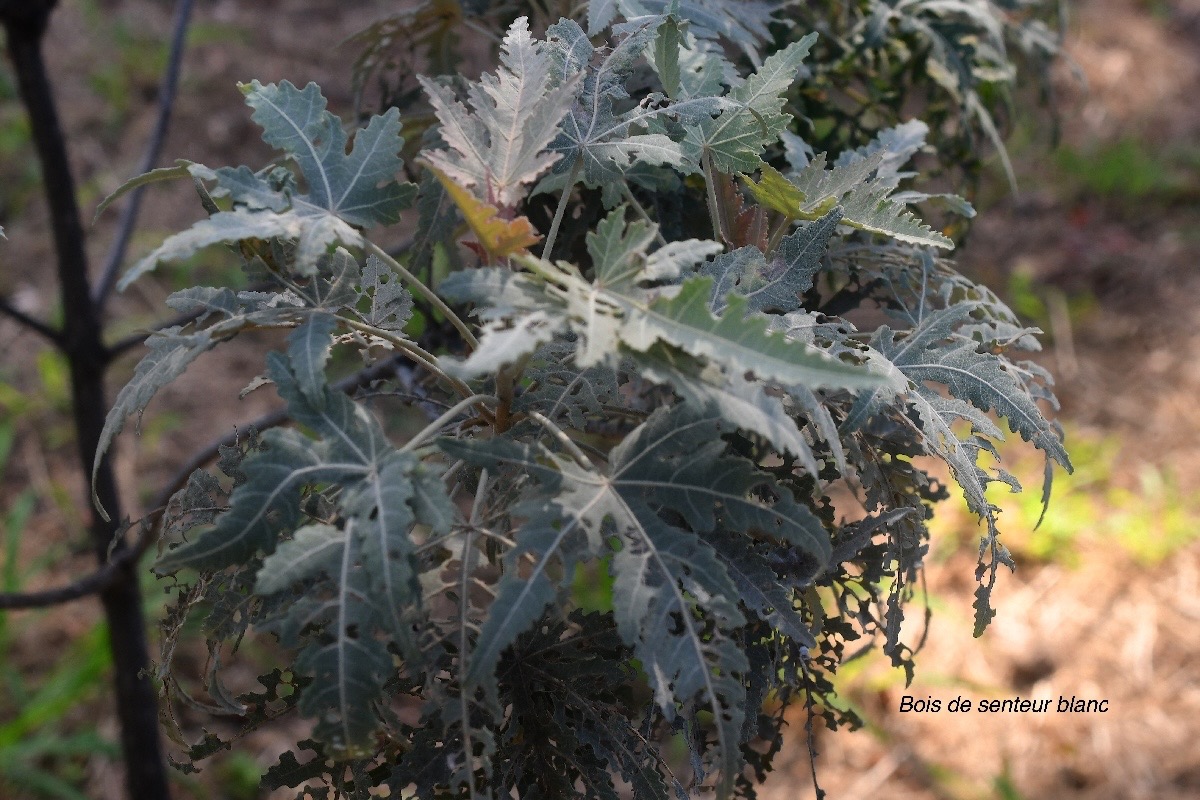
[0,294,64,346]
[0,518,158,609]
[93,0,197,309]
[106,306,222,361]
[1,2,172,796]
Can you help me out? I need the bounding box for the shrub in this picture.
[97,2,1071,797]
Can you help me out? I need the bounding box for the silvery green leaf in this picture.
[275,518,394,755]
[616,276,883,391]
[780,130,814,170]
[118,80,417,287]
[515,343,621,430]
[286,313,337,409]
[754,153,955,249]
[707,531,815,647]
[617,0,788,63]
[445,404,826,796]
[838,179,955,249]
[588,207,659,292]
[701,207,842,315]
[94,329,220,514]
[356,255,413,331]
[120,209,319,290]
[634,342,819,474]
[155,350,424,574]
[588,0,619,34]
[407,170,461,277]
[891,190,977,218]
[419,18,579,208]
[845,303,1071,530]
[443,310,564,380]
[438,268,554,319]
[683,34,817,173]
[643,238,724,282]
[340,451,425,644]
[154,425,339,573]
[93,289,315,514]
[256,523,347,595]
[242,80,415,228]
[834,119,930,189]
[120,82,416,287]
[547,17,688,186]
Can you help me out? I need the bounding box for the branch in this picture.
[0,519,158,609]
[0,294,63,346]
[0,355,429,610]
[92,0,196,309]
[105,307,205,360]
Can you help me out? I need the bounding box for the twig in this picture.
[0,294,63,346]
[93,0,196,309]
[341,317,480,407]
[0,519,158,609]
[401,394,496,452]
[105,306,209,359]
[621,184,668,246]
[765,213,791,257]
[702,148,726,242]
[528,410,590,468]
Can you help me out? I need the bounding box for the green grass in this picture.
[932,426,1200,567]
[1055,137,1200,205]
[0,401,125,798]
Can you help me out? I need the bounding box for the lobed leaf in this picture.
[419,17,579,208]
[444,404,828,795]
[745,158,954,249]
[547,17,688,187]
[618,276,883,391]
[684,34,817,173]
[701,208,843,315]
[119,81,416,287]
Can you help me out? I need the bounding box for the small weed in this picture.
[1005,267,1095,329]
[1056,137,1199,205]
[0,731,119,800]
[932,427,1200,566]
[0,625,117,799]
[992,765,1028,800]
[216,751,264,800]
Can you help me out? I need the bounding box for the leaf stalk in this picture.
[402,393,497,452]
[542,160,582,260]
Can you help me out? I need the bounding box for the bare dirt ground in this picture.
[1,1,1198,798]
[761,1,1200,797]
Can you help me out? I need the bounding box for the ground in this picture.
[0,1,1198,798]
